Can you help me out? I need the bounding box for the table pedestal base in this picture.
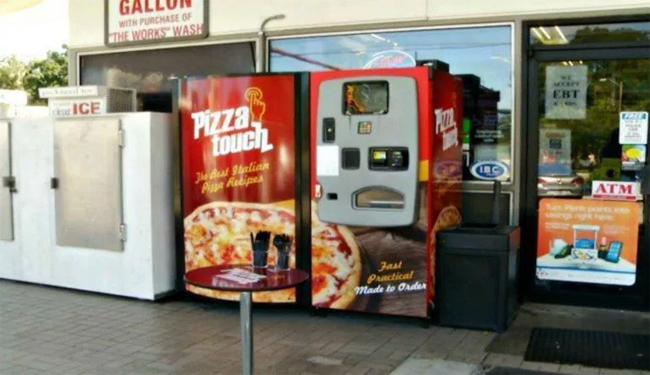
[240,291,253,375]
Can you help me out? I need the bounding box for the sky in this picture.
[0,0,68,61]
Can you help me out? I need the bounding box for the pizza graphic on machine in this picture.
[315,76,419,227]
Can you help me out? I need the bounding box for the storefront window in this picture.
[269,25,513,182]
[537,58,648,213]
[530,21,650,46]
[80,42,255,111]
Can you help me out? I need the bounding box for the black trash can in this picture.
[436,224,520,332]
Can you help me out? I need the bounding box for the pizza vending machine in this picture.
[179,73,311,304]
[309,65,463,318]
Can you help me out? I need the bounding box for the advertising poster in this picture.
[619,111,648,145]
[536,198,640,286]
[622,145,646,171]
[545,65,588,120]
[181,75,299,303]
[309,68,462,318]
[539,129,571,164]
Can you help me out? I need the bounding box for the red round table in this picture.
[185,265,309,375]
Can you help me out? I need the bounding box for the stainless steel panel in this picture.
[0,120,14,241]
[54,118,123,251]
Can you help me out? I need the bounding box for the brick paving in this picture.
[0,280,648,375]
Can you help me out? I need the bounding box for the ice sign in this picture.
[619,111,648,145]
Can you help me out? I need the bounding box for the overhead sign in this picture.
[619,111,648,145]
[592,180,640,201]
[363,50,416,69]
[545,65,588,119]
[39,86,100,98]
[469,160,509,180]
[106,0,208,46]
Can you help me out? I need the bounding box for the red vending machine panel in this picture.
[180,74,309,304]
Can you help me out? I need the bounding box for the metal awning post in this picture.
[256,14,285,73]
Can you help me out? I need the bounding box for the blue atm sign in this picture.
[470,161,509,180]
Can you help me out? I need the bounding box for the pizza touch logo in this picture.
[435,107,459,152]
[191,87,274,157]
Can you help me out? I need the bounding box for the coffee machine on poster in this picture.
[310,65,463,318]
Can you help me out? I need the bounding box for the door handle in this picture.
[641,164,650,195]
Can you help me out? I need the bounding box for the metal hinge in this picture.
[118,129,125,148]
[641,164,650,195]
[119,224,127,242]
[50,177,59,189]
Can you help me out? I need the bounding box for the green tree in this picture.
[23,45,69,105]
[0,55,28,90]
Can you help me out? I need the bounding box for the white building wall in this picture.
[68,0,650,49]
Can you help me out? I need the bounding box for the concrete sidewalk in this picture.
[0,280,648,375]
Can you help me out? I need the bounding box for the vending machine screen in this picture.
[344,81,389,115]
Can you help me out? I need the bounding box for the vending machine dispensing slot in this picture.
[316,76,419,227]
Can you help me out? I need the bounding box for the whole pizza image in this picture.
[180,68,464,318]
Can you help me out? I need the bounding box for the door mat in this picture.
[485,367,556,375]
[524,327,650,371]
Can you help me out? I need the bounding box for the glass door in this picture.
[527,47,650,309]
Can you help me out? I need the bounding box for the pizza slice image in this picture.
[310,202,362,309]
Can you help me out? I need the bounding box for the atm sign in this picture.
[592,181,639,201]
[470,161,509,180]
